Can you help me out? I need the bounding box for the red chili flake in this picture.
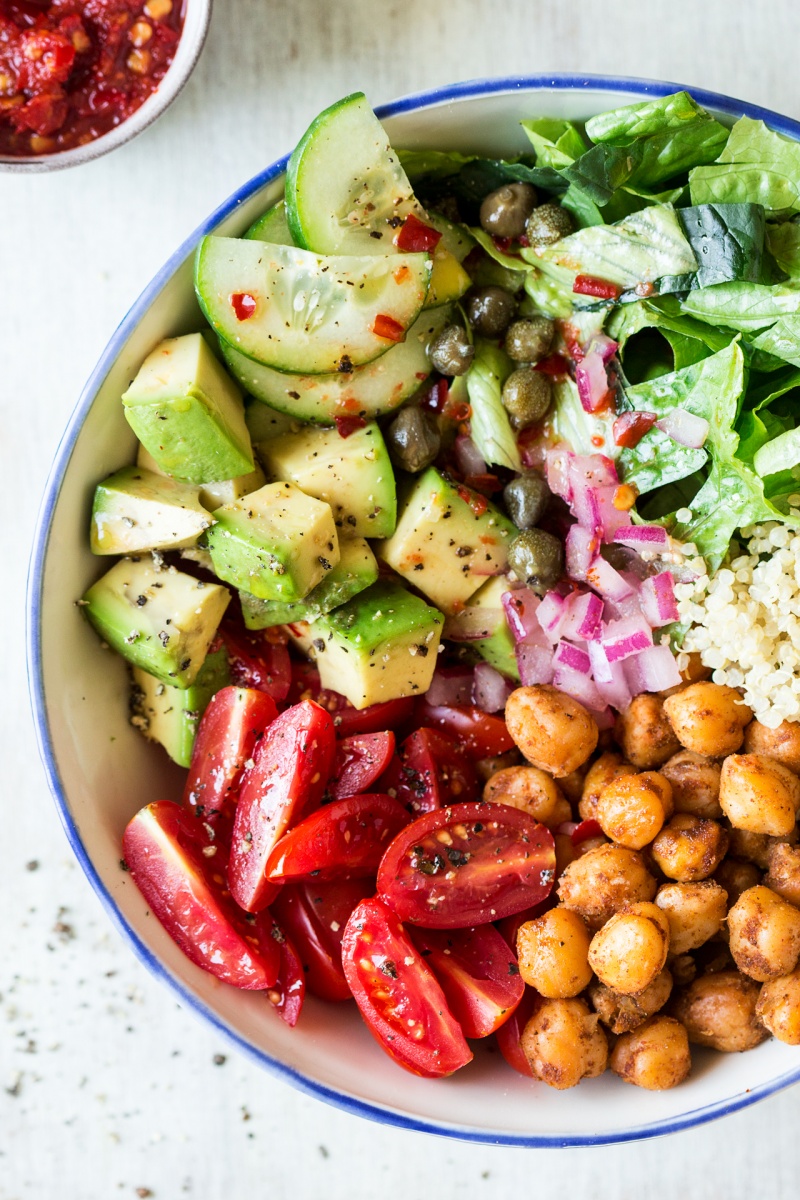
[534,354,570,377]
[372,313,405,342]
[334,415,367,438]
[613,410,657,449]
[230,292,257,321]
[422,378,449,413]
[456,484,488,516]
[573,275,622,300]
[395,213,442,253]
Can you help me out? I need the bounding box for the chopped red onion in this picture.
[536,590,572,642]
[569,453,618,489]
[553,664,605,710]
[546,444,573,501]
[640,572,679,627]
[565,524,597,581]
[560,591,603,642]
[587,333,619,364]
[614,525,669,550]
[592,706,617,730]
[569,475,603,536]
[516,640,555,686]
[427,666,474,707]
[596,484,633,541]
[473,662,513,713]
[443,606,498,641]
[553,640,592,675]
[575,351,611,414]
[601,614,654,663]
[594,655,633,711]
[454,434,488,477]
[502,588,544,644]
[586,554,636,602]
[625,643,682,693]
[587,638,613,684]
[655,409,710,449]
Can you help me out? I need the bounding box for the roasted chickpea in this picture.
[727,826,798,870]
[756,970,800,1044]
[763,842,800,908]
[650,814,729,882]
[727,885,800,982]
[483,765,568,826]
[557,843,657,929]
[714,858,762,907]
[670,954,697,987]
[615,694,681,769]
[595,771,673,850]
[578,752,638,822]
[661,751,722,819]
[517,908,593,998]
[719,754,800,837]
[521,997,608,1089]
[610,1015,691,1090]
[559,764,589,805]
[655,881,727,955]
[589,969,673,1034]
[680,653,713,685]
[474,748,522,784]
[505,685,598,778]
[554,831,578,878]
[662,682,752,758]
[743,718,800,775]
[671,970,767,1052]
[693,940,735,975]
[588,902,670,995]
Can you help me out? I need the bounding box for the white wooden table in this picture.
[4,1,800,1194]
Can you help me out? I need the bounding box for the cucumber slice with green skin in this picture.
[426,211,475,263]
[220,307,450,424]
[195,237,431,375]
[245,200,295,246]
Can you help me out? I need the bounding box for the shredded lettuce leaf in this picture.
[681,281,800,331]
[465,341,521,472]
[690,117,800,218]
[545,376,619,459]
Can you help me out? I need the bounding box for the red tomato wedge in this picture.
[411,924,524,1038]
[495,987,538,1077]
[123,801,279,989]
[272,879,371,1002]
[414,703,515,759]
[183,686,278,820]
[266,793,410,884]
[218,613,291,702]
[256,914,306,1026]
[341,898,473,1077]
[377,801,556,928]
[289,661,415,735]
[228,700,335,913]
[330,732,396,800]
[380,728,479,815]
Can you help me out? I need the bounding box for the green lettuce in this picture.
[521,118,588,169]
[753,425,800,477]
[546,376,619,458]
[670,204,765,289]
[766,221,800,276]
[690,117,800,218]
[681,281,800,331]
[465,341,521,472]
[750,315,800,366]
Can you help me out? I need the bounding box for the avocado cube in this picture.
[245,397,303,442]
[90,465,213,556]
[240,536,378,629]
[306,580,444,710]
[205,481,339,603]
[122,333,254,484]
[375,468,518,615]
[81,557,230,688]
[469,576,520,681]
[137,440,267,513]
[257,422,396,538]
[131,648,231,767]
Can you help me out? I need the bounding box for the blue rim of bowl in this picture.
[26,72,800,1147]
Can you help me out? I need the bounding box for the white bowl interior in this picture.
[33,80,800,1144]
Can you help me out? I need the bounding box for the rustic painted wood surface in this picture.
[4,1,800,1195]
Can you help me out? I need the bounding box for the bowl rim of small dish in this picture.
[0,0,213,174]
[26,72,800,1146]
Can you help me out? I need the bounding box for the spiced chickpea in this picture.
[727,826,798,869]
[521,997,608,1090]
[595,771,673,850]
[579,752,639,822]
[615,694,681,769]
[727,885,800,982]
[588,902,670,995]
[655,881,727,955]
[516,908,593,998]
[713,858,762,907]
[505,685,598,777]
[661,751,722,820]
[589,969,673,1034]
[743,718,800,775]
[474,749,521,784]
[554,831,578,878]
[763,842,800,908]
[650,814,729,882]
[719,754,800,837]
[671,970,767,1052]
[483,765,568,826]
[756,971,800,1045]
[670,954,697,987]
[559,765,589,805]
[610,1015,692,1090]
[557,843,657,929]
[680,653,713,685]
[662,682,752,757]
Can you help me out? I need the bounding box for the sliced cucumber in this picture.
[195,237,431,375]
[426,211,475,263]
[220,307,449,424]
[245,199,295,246]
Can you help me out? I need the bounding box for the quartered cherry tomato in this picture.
[330,732,396,799]
[228,700,335,913]
[495,987,538,1077]
[272,879,371,1002]
[288,661,415,735]
[256,913,306,1026]
[377,801,556,928]
[183,686,278,820]
[266,793,410,883]
[411,924,524,1038]
[123,801,279,989]
[218,612,291,702]
[414,702,516,759]
[341,898,473,1077]
[380,727,479,815]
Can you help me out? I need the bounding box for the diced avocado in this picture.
[180,547,217,573]
[131,648,231,767]
[469,576,520,682]
[375,468,518,615]
[81,557,230,688]
[244,397,304,443]
[257,422,396,538]
[240,536,378,629]
[90,466,212,556]
[137,440,266,512]
[306,580,444,709]
[122,333,254,485]
[205,481,339,603]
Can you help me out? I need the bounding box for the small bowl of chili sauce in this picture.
[0,0,212,171]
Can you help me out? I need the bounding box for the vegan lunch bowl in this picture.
[29,76,800,1145]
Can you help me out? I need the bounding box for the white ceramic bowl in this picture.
[28,75,800,1145]
[0,0,212,173]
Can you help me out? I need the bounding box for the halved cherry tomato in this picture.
[377,801,556,928]
[228,700,335,912]
[272,879,371,1002]
[341,897,473,1077]
[123,801,279,989]
[411,924,524,1038]
[183,686,279,820]
[330,732,396,799]
[256,914,306,1026]
[495,987,538,1077]
[218,613,291,702]
[380,728,479,815]
[288,661,415,735]
[414,703,515,759]
[266,793,410,883]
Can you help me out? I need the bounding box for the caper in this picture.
[525,202,575,247]
[464,286,517,337]
[501,368,552,430]
[385,406,441,474]
[479,182,538,239]
[428,324,475,376]
[503,472,550,529]
[508,528,564,590]
[504,316,555,364]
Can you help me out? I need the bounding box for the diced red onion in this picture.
[624,644,682,694]
[536,590,572,642]
[546,444,573,501]
[596,485,632,541]
[502,588,545,644]
[586,554,636,602]
[560,591,603,642]
[565,524,597,581]
[569,476,603,536]
[516,640,555,686]
[655,409,710,449]
[427,666,474,707]
[587,333,619,364]
[601,614,654,663]
[472,661,513,713]
[553,664,605,710]
[575,351,611,414]
[587,638,613,684]
[553,640,592,675]
[443,606,498,641]
[594,654,633,711]
[592,706,616,730]
[614,525,669,551]
[454,434,488,477]
[569,454,618,489]
[640,572,679,627]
